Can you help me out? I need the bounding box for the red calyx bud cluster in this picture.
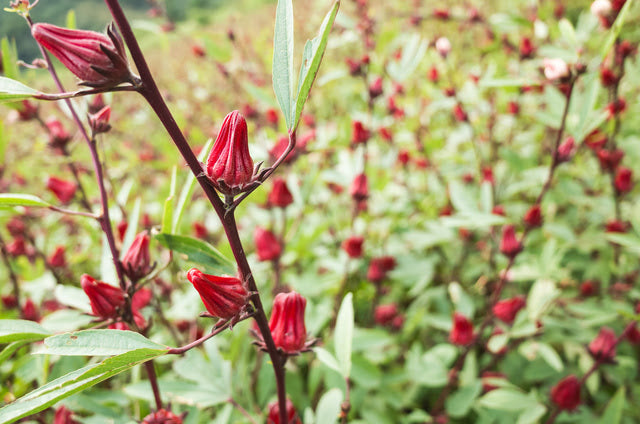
[268,178,294,208]
[17,100,38,121]
[596,148,624,172]
[47,246,67,268]
[45,118,71,149]
[186,268,248,320]
[81,274,125,320]
[519,37,535,59]
[550,375,581,411]
[269,291,308,354]
[367,255,396,283]
[342,235,364,258]
[614,167,633,194]
[588,327,617,362]
[556,137,575,163]
[350,173,369,202]
[368,76,383,99]
[89,105,112,135]
[206,110,254,196]
[267,399,302,424]
[374,303,404,329]
[449,312,474,345]
[254,227,282,261]
[122,231,152,282]
[53,406,78,424]
[492,296,526,324]
[32,23,132,88]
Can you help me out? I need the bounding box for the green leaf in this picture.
[448,180,478,213]
[155,233,235,275]
[120,197,141,259]
[386,33,427,82]
[600,0,634,59]
[446,381,482,418]
[315,388,343,424]
[293,0,339,132]
[598,387,625,424]
[1,38,19,81]
[0,76,38,103]
[0,347,166,424]
[162,166,178,234]
[0,320,52,344]
[0,193,49,208]
[527,279,559,321]
[334,292,353,378]
[38,330,167,356]
[517,404,547,424]
[172,137,214,233]
[315,347,341,373]
[478,389,540,412]
[272,0,295,129]
[0,340,30,363]
[558,19,577,48]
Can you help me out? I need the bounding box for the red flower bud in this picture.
[81,274,125,319]
[492,296,526,324]
[6,216,26,237]
[374,303,398,326]
[186,268,248,320]
[141,409,184,424]
[428,66,439,83]
[550,375,581,411]
[122,231,152,282]
[433,8,450,20]
[367,256,396,283]
[6,237,27,257]
[89,105,112,135]
[499,225,522,259]
[368,76,383,98]
[206,110,254,196]
[492,205,505,216]
[584,129,607,151]
[579,280,598,297]
[350,173,368,201]
[626,323,640,345]
[342,236,364,258]
[450,312,474,345]
[523,204,543,228]
[453,103,468,122]
[254,227,282,261]
[18,100,38,121]
[269,291,307,354]
[54,406,78,424]
[22,298,40,322]
[351,121,370,145]
[31,23,132,88]
[482,167,494,185]
[192,222,208,239]
[268,178,294,208]
[596,148,624,172]
[117,220,128,241]
[588,327,617,362]
[47,246,67,268]
[605,219,628,233]
[265,108,279,125]
[600,67,618,87]
[507,101,520,115]
[267,399,302,424]
[614,166,633,194]
[397,150,410,166]
[606,98,626,117]
[519,37,535,59]
[379,127,393,142]
[47,176,77,204]
[45,118,71,149]
[556,136,575,163]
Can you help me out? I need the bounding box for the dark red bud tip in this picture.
[588,327,617,362]
[206,110,254,195]
[499,225,522,259]
[269,291,307,354]
[268,178,294,208]
[550,375,581,411]
[492,296,526,324]
[46,176,77,204]
[186,268,248,319]
[31,23,132,88]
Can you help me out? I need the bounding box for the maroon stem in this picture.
[103,2,288,421]
[144,361,163,410]
[26,16,126,290]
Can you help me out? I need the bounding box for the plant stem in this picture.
[0,233,20,305]
[144,361,163,410]
[228,397,258,424]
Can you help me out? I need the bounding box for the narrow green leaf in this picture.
[315,388,343,424]
[0,76,38,103]
[598,387,625,424]
[558,19,577,48]
[272,0,295,129]
[446,381,482,418]
[293,0,340,131]
[65,9,76,29]
[0,319,52,344]
[1,38,19,81]
[0,340,30,363]
[162,166,177,233]
[0,347,166,424]
[172,138,214,233]
[315,347,341,373]
[0,120,6,165]
[478,389,539,412]
[120,197,141,259]
[600,0,634,60]
[334,292,353,378]
[0,193,49,208]
[155,233,235,275]
[38,330,167,356]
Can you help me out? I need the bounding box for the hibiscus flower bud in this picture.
[47,246,67,268]
[267,399,302,424]
[31,23,132,88]
[269,291,307,354]
[342,235,364,258]
[186,268,248,320]
[374,303,398,326]
[613,166,633,194]
[449,312,474,345]
[588,327,617,362]
[17,100,38,121]
[519,37,535,59]
[122,231,152,282]
[46,176,77,204]
[584,129,607,151]
[499,225,522,259]
[543,58,570,81]
[45,118,72,150]
[428,66,439,82]
[22,298,40,322]
[556,136,575,163]
[53,405,78,424]
[140,409,184,424]
[89,105,112,135]
[596,148,624,172]
[350,173,368,201]
[265,108,279,126]
[268,178,294,208]
[492,296,526,324]
[368,76,383,99]
[550,375,581,411]
[523,204,543,228]
[206,110,254,196]
[254,227,282,261]
[351,120,370,145]
[453,103,468,122]
[81,274,125,319]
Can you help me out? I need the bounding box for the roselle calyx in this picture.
[254,227,282,262]
[550,375,581,411]
[31,23,134,88]
[186,268,249,320]
[81,274,125,320]
[206,110,255,196]
[269,291,308,354]
[122,231,152,282]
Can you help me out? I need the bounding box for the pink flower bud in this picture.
[265,108,279,125]
[46,176,77,204]
[268,178,294,208]
[141,409,184,424]
[122,231,152,282]
[81,274,125,319]
[254,227,282,261]
[342,236,364,258]
[374,303,398,326]
[18,100,38,121]
[449,312,474,345]
[54,406,78,424]
[6,237,27,257]
[523,204,543,228]
[428,66,439,82]
[186,268,248,320]
[350,173,368,201]
[45,118,71,149]
[499,225,522,259]
[21,298,40,322]
[507,101,520,115]
[47,246,67,268]
[588,327,617,361]
[206,110,254,196]
[543,58,570,81]
[433,9,450,20]
[351,120,370,144]
[492,296,526,324]
[435,37,451,58]
[453,103,468,122]
[614,166,633,194]
[550,375,581,411]
[89,105,111,135]
[269,291,307,354]
[31,23,132,88]
[556,136,575,163]
[267,399,302,424]
[368,76,383,98]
